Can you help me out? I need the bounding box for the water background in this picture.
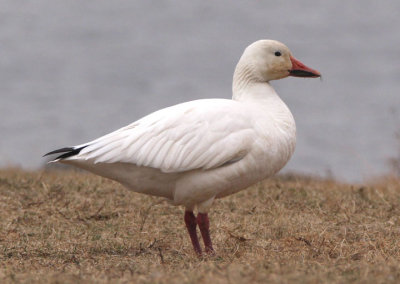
[1,1,400,182]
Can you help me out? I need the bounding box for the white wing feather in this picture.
[73,99,255,173]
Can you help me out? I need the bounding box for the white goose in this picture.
[45,40,320,255]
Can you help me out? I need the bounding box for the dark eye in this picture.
[274,51,282,56]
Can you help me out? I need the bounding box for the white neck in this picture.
[231,61,296,140]
[232,62,278,102]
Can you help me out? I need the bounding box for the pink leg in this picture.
[184,211,202,255]
[197,213,214,254]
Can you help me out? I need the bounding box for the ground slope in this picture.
[0,169,399,283]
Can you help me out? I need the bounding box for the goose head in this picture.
[234,40,321,83]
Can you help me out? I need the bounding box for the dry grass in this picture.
[0,168,400,283]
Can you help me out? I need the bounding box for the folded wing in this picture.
[57,99,255,173]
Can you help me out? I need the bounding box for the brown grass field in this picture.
[0,168,399,283]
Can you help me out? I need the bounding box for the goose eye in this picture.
[274,51,282,57]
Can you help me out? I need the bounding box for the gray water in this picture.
[1,1,400,182]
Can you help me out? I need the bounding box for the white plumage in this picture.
[45,40,320,254]
[77,99,253,172]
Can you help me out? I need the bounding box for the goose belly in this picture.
[173,136,295,206]
[62,160,178,199]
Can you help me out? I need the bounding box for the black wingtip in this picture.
[43,147,75,157]
[43,146,87,160]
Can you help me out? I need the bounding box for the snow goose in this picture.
[44,40,320,255]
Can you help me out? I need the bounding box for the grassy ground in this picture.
[0,168,399,283]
